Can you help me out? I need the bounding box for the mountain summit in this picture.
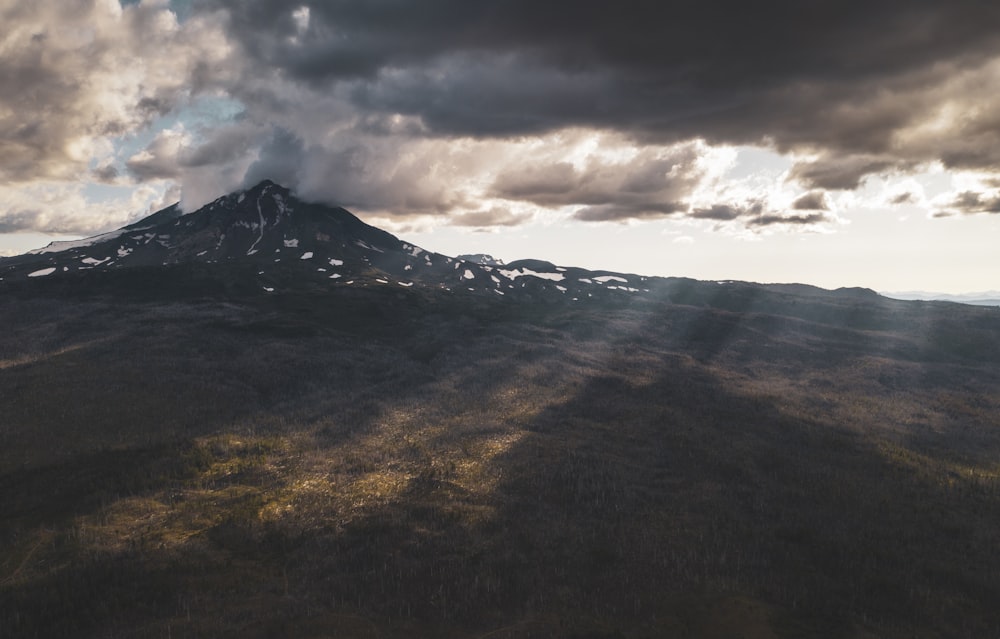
[0,180,652,299]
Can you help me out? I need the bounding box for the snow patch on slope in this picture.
[402,243,423,257]
[498,268,565,282]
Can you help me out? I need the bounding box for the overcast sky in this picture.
[2,0,1000,292]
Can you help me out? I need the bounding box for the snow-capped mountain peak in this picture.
[0,180,649,300]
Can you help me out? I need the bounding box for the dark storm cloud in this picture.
[199,0,1000,88]
[686,201,834,228]
[491,163,580,203]
[0,210,43,234]
[492,146,704,221]
[936,191,1000,216]
[450,207,532,228]
[690,205,750,222]
[8,0,1000,236]
[196,0,1000,163]
[348,53,618,138]
[788,155,904,191]
[792,191,830,211]
[571,202,688,222]
[749,212,834,227]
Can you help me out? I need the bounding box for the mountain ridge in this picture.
[1,180,893,309]
[0,180,674,303]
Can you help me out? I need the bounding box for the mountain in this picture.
[4,181,1000,638]
[0,180,654,301]
[0,180,906,319]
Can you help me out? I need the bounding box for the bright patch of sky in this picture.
[0,234,80,257]
[723,146,791,181]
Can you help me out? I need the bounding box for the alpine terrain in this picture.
[2,181,1000,638]
[0,180,654,301]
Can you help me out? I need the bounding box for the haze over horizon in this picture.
[2,0,999,294]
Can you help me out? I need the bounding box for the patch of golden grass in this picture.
[4,431,299,571]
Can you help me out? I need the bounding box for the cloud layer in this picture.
[4,0,1000,238]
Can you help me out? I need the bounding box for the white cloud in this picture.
[0,180,175,235]
[0,0,232,184]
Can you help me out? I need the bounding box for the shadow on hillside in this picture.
[278,303,1000,637]
[3,296,1000,638]
[277,316,1000,636]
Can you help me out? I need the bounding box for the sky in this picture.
[2,0,1000,293]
